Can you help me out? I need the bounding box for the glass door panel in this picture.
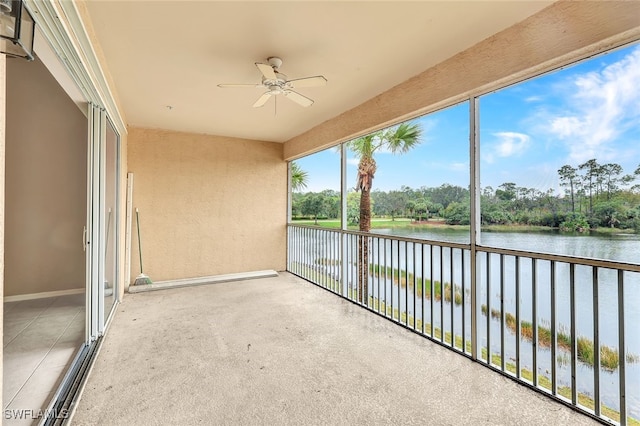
[87,104,119,337]
[104,118,119,322]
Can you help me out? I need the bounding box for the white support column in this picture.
[341,143,348,297]
[286,161,292,270]
[124,173,134,292]
[469,97,481,360]
[287,162,293,223]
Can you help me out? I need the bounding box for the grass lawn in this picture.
[291,216,638,235]
[290,217,464,230]
[290,217,636,234]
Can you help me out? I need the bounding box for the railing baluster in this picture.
[397,240,401,323]
[500,254,505,371]
[515,256,520,378]
[327,230,331,290]
[336,231,340,291]
[365,235,369,307]
[592,266,600,417]
[406,242,409,325]
[316,229,320,285]
[326,230,330,289]
[430,244,434,338]
[618,270,627,426]
[352,234,356,301]
[450,248,454,348]
[384,238,388,317]
[440,245,444,344]
[298,226,302,276]
[486,252,491,364]
[332,230,336,292]
[322,230,326,288]
[391,239,395,321]
[462,249,466,354]
[309,227,313,281]
[374,237,382,313]
[405,241,409,326]
[327,229,330,289]
[570,263,577,405]
[532,258,538,386]
[422,243,426,335]
[551,261,557,395]
[308,227,313,283]
[413,242,417,330]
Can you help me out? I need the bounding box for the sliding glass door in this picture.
[86,103,119,340]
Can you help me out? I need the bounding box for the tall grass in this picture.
[296,260,637,371]
[486,307,627,370]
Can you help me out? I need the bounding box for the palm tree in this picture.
[290,161,308,192]
[346,122,422,303]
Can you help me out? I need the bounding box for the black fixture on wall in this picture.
[0,0,35,60]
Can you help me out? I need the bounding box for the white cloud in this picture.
[547,46,640,163]
[525,95,543,102]
[493,131,531,157]
[449,162,467,172]
[346,157,360,166]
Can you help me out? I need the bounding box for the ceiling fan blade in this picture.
[218,83,262,88]
[253,92,273,108]
[284,90,314,107]
[255,62,276,80]
[287,75,327,88]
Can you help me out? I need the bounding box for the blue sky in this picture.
[295,43,640,194]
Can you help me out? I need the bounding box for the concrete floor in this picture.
[72,272,598,425]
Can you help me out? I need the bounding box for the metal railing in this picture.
[287,223,640,425]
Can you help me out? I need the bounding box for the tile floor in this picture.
[4,293,85,425]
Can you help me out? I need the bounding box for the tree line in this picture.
[292,159,640,232]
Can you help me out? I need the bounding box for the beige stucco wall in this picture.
[4,58,87,297]
[127,127,287,283]
[284,0,640,159]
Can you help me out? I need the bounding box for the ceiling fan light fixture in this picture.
[218,56,326,108]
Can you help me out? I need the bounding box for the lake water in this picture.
[293,227,640,419]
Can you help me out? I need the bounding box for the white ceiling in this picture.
[85,1,553,143]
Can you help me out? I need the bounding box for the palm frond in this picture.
[383,122,423,154]
[291,161,309,191]
[346,133,379,158]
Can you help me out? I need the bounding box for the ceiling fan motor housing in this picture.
[267,56,283,69]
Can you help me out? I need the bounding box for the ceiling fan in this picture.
[218,57,327,108]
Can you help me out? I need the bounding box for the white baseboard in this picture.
[4,288,85,302]
[128,270,279,293]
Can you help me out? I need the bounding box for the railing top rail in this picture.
[288,223,337,232]
[477,245,640,273]
[287,223,640,273]
[287,223,470,250]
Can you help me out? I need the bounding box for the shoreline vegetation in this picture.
[291,217,638,235]
[302,261,640,370]
[365,264,640,370]
[294,262,639,425]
